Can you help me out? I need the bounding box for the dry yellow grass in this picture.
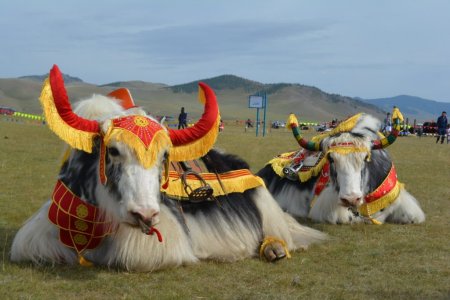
[0,118,449,299]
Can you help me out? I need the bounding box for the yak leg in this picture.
[252,187,327,260]
[262,240,287,262]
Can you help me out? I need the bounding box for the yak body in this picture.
[258,114,425,225]
[11,94,325,271]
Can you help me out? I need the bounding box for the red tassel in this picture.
[99,140,107,185]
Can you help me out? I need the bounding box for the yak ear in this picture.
[107,88,136,110]
[39,65,100,152]
[168,82,220,162]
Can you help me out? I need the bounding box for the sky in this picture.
[1,0,449,102]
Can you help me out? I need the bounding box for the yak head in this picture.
[287,113,400,208]
[41,65,219,230]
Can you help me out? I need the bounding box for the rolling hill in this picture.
[362,95,450,122]
[1,73,388,123]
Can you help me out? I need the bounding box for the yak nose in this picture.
[339,194,363,207]
[132,208,160,225]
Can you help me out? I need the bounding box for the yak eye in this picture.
[328,155,334,163]
[108,147,120,157]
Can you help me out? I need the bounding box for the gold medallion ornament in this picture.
[75,220,88,232]
[76,204,89,218]
[73,234,88,245]
[133,116,149,127]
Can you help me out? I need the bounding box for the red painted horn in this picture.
[168,82,219,146]
[49,65,100,133]
[167,82,220,161]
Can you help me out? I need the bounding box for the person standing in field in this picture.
[436,111,447,144]
[383,112,392,134]
[178,107,188,129]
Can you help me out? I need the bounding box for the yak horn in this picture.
[372,118,401,149]
[39,65,100,152]
[372,107,404,149]
[287,113,321,151]
[169,82,220,161]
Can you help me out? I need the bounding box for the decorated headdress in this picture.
[286,110,403,152]
[39,65,220,170]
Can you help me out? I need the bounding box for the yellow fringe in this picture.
[169,115,221,162]
[163,170,265,198]
[327,146,371,162]
[359,182,403,217]
[311,113,362,143]
[39,79,98,153]
[298,156,328,182]
[268,151,328,183]
[103,124,172,169]
[259,236,291,260]
[268,152,297,178]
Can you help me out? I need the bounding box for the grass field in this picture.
[0,118,449,299]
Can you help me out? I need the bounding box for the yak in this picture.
[11,65,326,271]
[258,112,425,225]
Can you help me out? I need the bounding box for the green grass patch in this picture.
[1,119,449,299]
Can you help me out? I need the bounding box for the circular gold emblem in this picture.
[76,204,89,218]
[73,234,88,245]
[75,220,88,232]
[134,116,149,127]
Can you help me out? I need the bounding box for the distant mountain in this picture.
[362,95,450,122]
[19,73,83,84]
[0,73,384,122]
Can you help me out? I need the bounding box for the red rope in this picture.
[147,227,163,243]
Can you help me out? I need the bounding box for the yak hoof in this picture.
[263,241,287,262]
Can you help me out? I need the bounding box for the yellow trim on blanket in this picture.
[162,169,265,199]
[358,181,403,217]
[268,151,328,183]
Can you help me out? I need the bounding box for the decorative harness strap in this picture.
[48,180,116,265]
[359,163,402,218]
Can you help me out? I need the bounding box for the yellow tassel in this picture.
[39,79,97,153]
[259,236,291,260]
[169,115,221,162]
[78,254,94,267]
[286,113,299,130]
[104,124,172,169]
[369,218,383,225]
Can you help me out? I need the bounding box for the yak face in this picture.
[59,131,169,231]
[99,139,168,229]
[324,132,372,208]
[59,96,171,230]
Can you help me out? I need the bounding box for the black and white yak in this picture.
[257,112,425,225]
[11,65,325,272]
